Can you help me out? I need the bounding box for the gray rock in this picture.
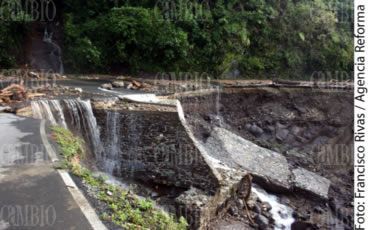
[101,83,113,90]
[28,71,39,79]
[126,83,134,89]
[285,150,305,159]
[151,192,159,198]
[0,106,11,113]
[314,206,324,214]
[256,214,269,228]
[276,128,289,142]
[236,199,245,209]
[204,127,292,191]
[261,201,272,212]
[112,81,125,88]
[265,125,275,134]
[228,206,238,216]
[278,210,289,219]
[247,124,264,137]
[261,210,272,219]
[74,87,83,93]
[303,130,314,139]
[252,204,261,214]
[291,126,301,135]
[292,167,331,200]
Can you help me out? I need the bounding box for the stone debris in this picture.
[204,127,331,199]
[112,81,125,88]
[101,83,113,90]
[28,71,40,79]
[292,167,331,200]
[0,106,11,113]
[73,87,83,93]
[205,127,292,192]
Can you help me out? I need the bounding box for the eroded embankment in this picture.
[91,99,255,229]
[25,96,253,229]
[18,85,354,229]
[179,87,354,229]
[93,101,220,193]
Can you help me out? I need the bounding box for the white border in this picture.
[354,0,370,228]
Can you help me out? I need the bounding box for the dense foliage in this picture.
[1,0,353,79]
[0,0,32,68]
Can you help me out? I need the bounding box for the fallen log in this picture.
[28,93,46,99]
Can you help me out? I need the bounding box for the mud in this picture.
[179,87,354,229]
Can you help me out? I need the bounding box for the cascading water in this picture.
[31,100,67,128]
[31,99,102,158]
[215,85,223,127]
[252,185,295,230]
[31,99,127,177]
[103,111,121,175]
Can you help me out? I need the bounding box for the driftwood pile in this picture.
[0,84,45,105]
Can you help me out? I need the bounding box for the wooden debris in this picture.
[132,80,142,88]
[28,93,46,99]
[0,84,28,103]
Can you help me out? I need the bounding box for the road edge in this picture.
[39,120,108,230]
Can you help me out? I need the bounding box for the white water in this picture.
[31,100,67,128]
[252,185,295,230]
[31,99,103,158]
[215,85,224,127]
[103,111,121,175]
[32,99,126,176]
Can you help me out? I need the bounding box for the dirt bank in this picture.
[179,87,354,229]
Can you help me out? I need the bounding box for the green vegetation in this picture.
[52,126,85,160]
[62,0,353,78]
[52,126,187,229]
[1,0,353,79]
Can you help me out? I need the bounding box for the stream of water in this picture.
[252,185,295,230]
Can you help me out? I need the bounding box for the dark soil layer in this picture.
[179,87,354,229]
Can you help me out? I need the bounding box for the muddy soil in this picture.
[179,87,354,229]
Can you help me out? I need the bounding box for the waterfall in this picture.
[31,99,103,158]
[103,111,121,175]
[31,99,124,175]
[31,100,67,128]
[215,85,223,127]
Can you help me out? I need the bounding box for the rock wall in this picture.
[93,107,220,194]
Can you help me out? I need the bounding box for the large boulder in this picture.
[204,127,292,192]
[203,127,332,200]
[292,167,331,200]
[112,81,125,88]
[101,83,113,90]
